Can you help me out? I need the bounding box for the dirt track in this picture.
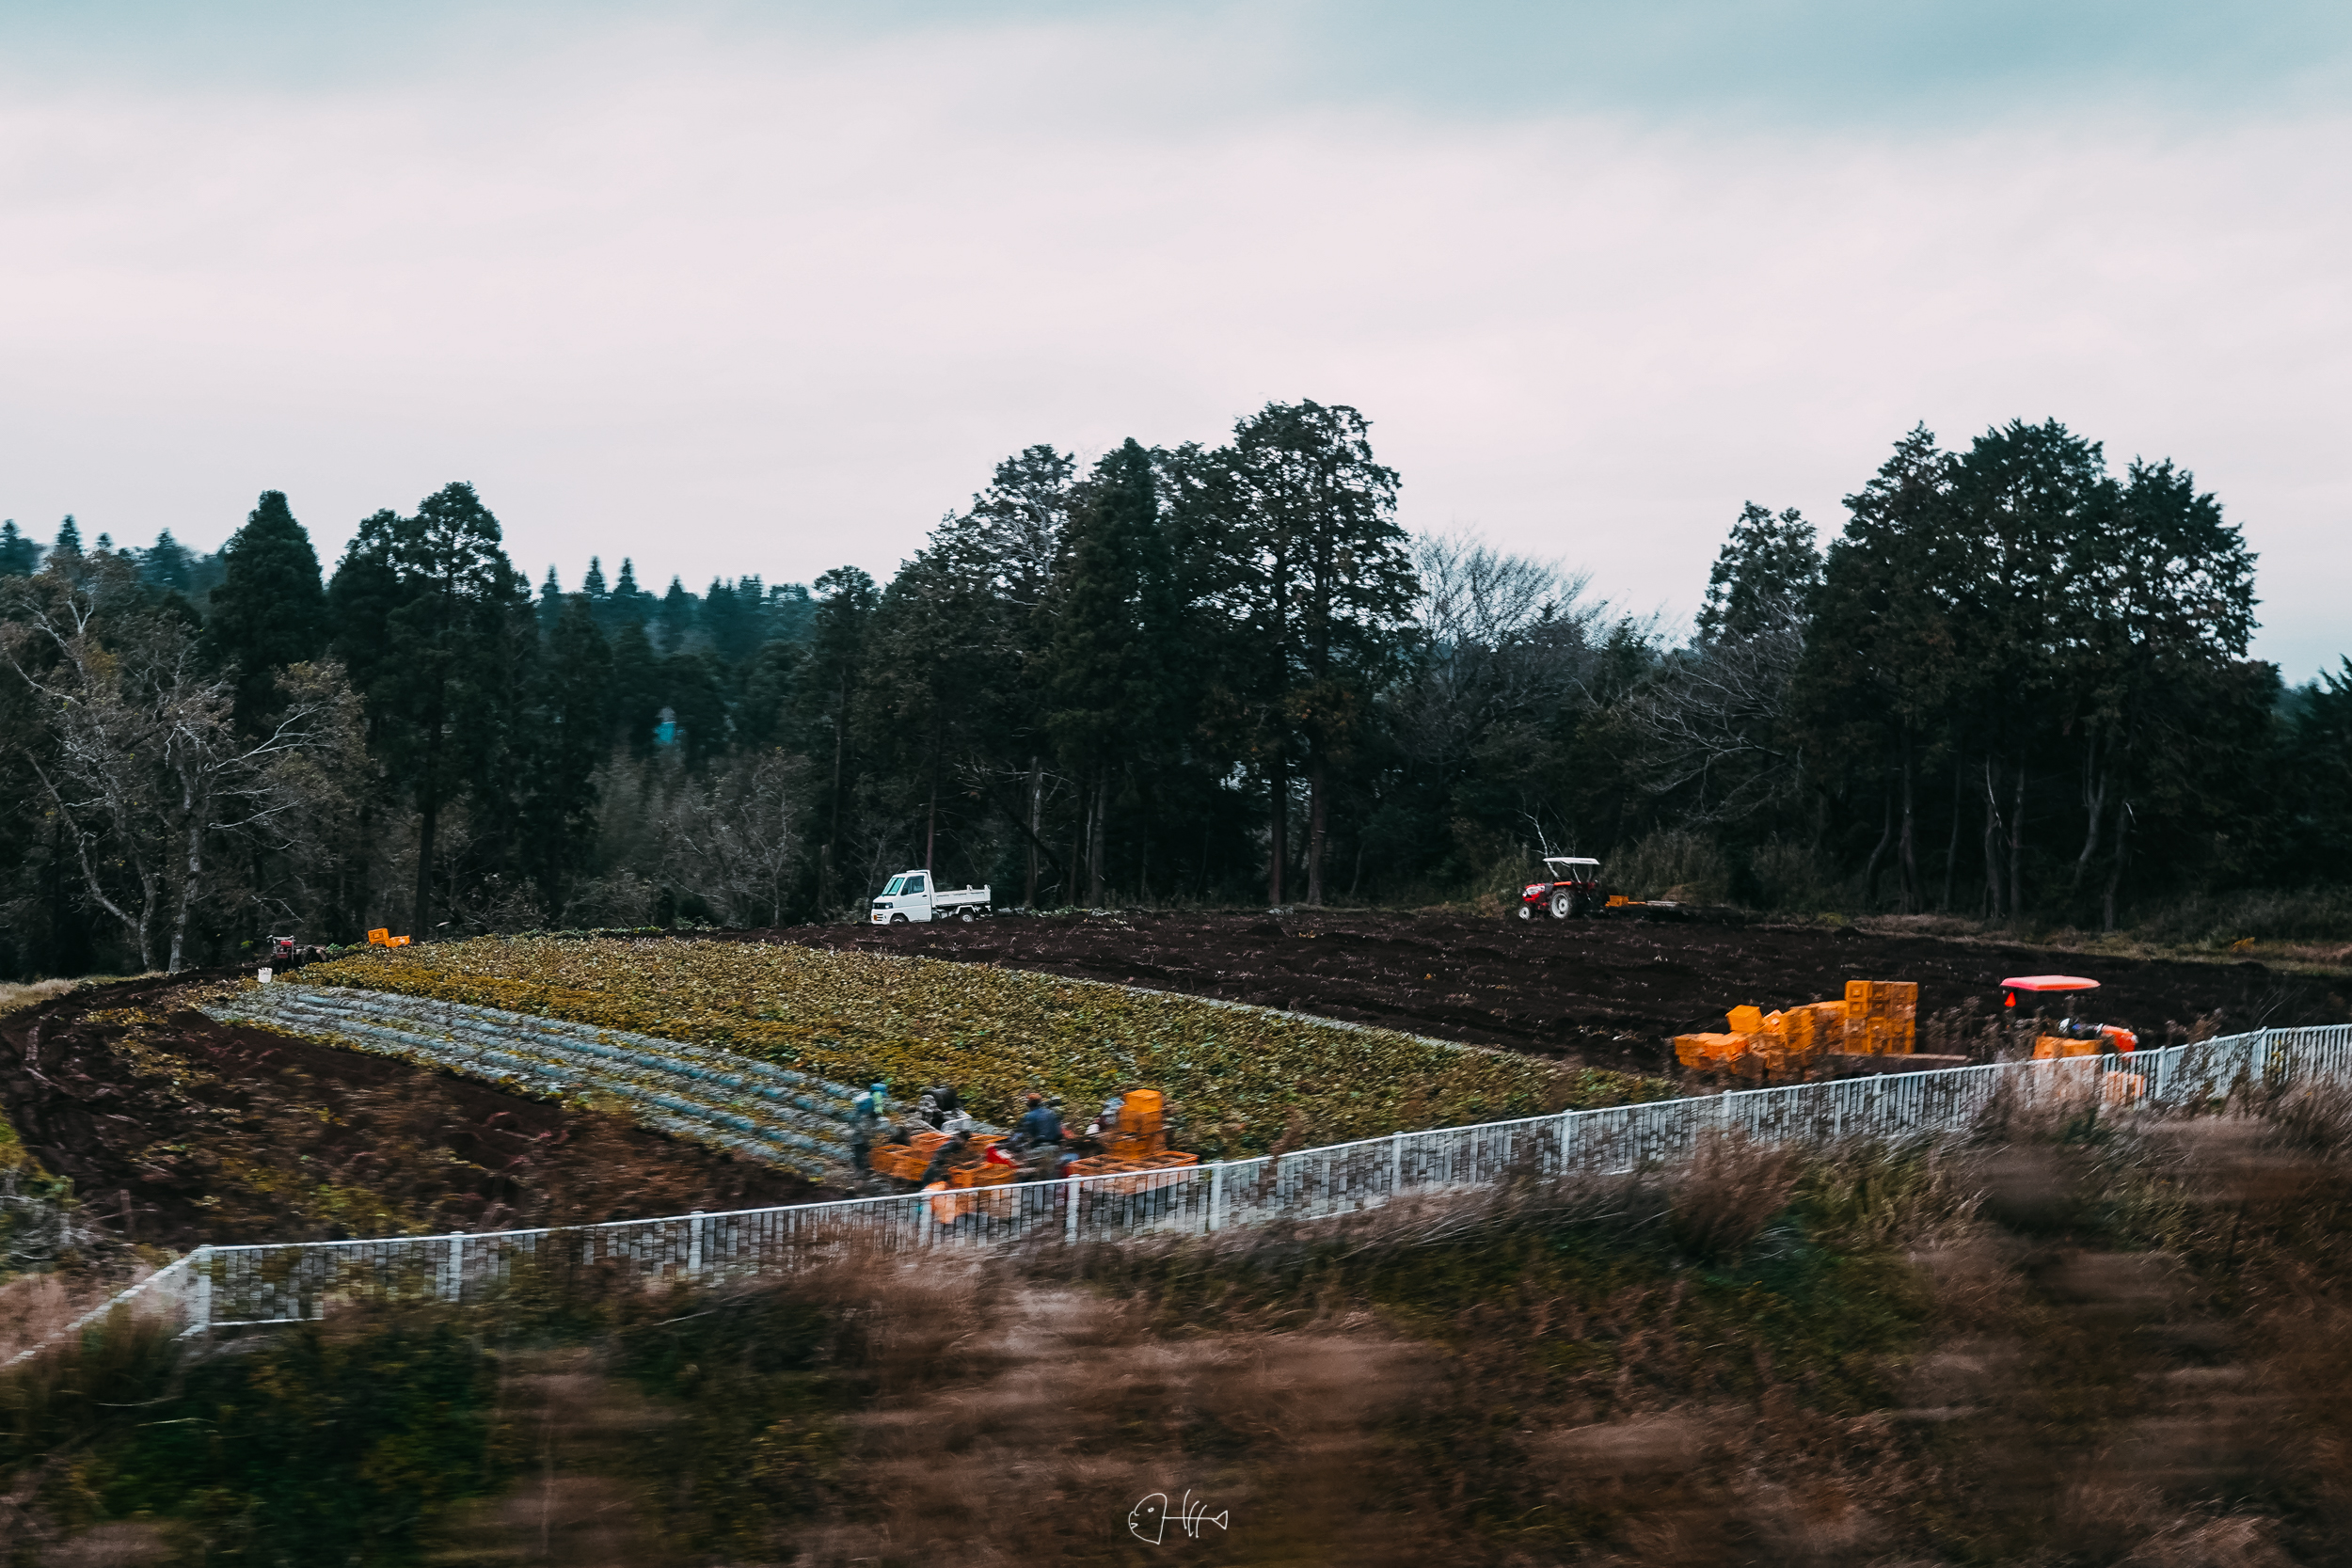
[0,973,818,1249]
[734,910,2349,1074]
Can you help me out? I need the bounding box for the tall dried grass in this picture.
[0,979,74,1019]
[17,1102,2352,1565]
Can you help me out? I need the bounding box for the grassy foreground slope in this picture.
[18,1091,2352,1565]
[301,938,1670,1155]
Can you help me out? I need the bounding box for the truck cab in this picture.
[869,870,993,924]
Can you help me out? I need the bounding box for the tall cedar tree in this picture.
[1221,402,1415,906]
[0,521,38,576]
[518,596,612,916]
[1044,438,1183,904]
[798,566,879,908]
[1697,503,1821,641]
[330,483,522,939]
[1793,427,1966,912]
[202,491,328,726]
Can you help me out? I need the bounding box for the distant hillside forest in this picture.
[3,404,2347,976]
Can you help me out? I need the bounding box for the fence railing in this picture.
[31,1023,2352,1348]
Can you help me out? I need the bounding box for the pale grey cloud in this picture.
[0,8,2344,677]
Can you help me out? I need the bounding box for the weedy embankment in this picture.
[11,1074,2352,1563]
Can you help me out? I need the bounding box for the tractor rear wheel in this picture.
[1549,889,1572,920]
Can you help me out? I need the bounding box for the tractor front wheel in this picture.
[1549,889,1573,920]
[1517,902,1534,921]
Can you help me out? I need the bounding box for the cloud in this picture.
[0,9,2344,674]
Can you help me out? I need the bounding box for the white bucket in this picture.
[257,967,274,983]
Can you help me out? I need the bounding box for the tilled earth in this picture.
[0,973,818,1250]
[730,910,2350,1075]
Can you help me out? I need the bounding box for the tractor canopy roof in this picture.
[1543,857,1600,871]
[2000,974,2100,992]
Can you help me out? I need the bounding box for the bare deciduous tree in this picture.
[1,558,364,971]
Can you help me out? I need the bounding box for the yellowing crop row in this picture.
[300,938,1672,1156]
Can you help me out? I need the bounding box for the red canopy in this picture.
[2000,974,2100,991]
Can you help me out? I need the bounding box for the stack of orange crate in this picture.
[1674,1030,1751,1069]
[1842,980,1918,1054]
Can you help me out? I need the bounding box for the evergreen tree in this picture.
[797,566,878,907]
[735,639,803,751]
[536,565,564,632]
[335,483,525,938]
[1697,503,1821,641]
[0,521,37,577]
[327,512,407,707]
[204,492,328,723]
[2283,660,2352,884]
[660,651,730,769]
[657,576,696,650]
[581,556,609,600]
[1217,401,1416,905]
[1043,439,1183,904]
[1791,427,1966,913]
[607,622,664,752]
[137,530,197,594]
[52,516,82,557]
[518,596,612,917]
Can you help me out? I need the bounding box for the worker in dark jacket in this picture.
[1012,1093,1064,1149]
[919,1131,973,1188]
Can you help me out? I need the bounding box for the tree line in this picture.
[3,405,2346,975]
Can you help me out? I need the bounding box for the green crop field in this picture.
[300,938,1672,1156]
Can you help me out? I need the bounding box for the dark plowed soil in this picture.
[724,911,2350,1075]
[0,973,819,1250]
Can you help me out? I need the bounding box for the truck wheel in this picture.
[1516,903,1534,921]
[958,909,974,923]
[1549,889,1572,920]
[890,913,909,925]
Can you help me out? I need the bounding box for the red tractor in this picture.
[1518,857,1602,920]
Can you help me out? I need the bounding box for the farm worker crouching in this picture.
[849,1082,888,1170]
[920,1131,975,1188]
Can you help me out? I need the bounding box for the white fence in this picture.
[31,1023,2352,1349]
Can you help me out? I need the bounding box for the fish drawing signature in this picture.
[1127,1490,1230,1544]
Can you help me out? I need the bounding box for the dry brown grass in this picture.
[1667,1130,1804,1261]
[18,1092,2352,1565]
[0,981,74,1020]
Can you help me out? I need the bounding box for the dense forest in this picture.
[2,404,2346,977]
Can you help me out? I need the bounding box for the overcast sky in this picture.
[3,1,2347,679]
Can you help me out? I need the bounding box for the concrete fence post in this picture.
[1207,1162,1224,1234]
[1064,1176,1081,1245]
[1390,1131,1405,1200]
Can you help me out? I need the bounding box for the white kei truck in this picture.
[868,869,993,924]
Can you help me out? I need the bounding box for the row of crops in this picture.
[209,985,865,1180]
[292,938,1674,1157]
